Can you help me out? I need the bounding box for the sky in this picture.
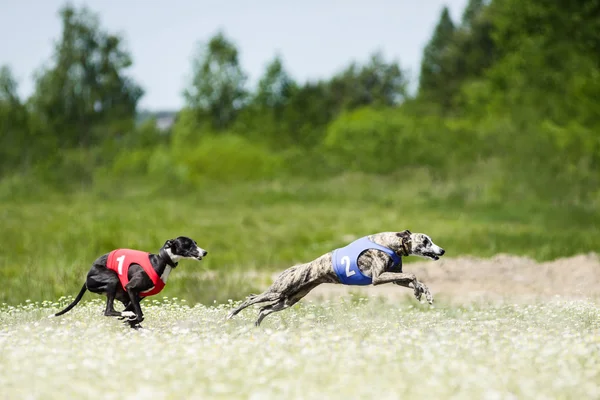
[0,0,467,111]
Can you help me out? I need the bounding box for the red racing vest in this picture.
[106,249,165,297]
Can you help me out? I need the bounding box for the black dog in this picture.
[50,236,207,328]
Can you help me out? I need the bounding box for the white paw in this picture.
[420,284,434,304]
[121,311,136,319]
[425,291,434,304]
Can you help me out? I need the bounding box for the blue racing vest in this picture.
[332,236,402,285]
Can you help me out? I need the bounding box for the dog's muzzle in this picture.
[195,248,208,260]
[425,248,445,261]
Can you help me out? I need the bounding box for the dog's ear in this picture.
[396,230,411,240]
[164,239,175,248]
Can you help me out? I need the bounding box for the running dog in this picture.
[50,236,207,328]
[227,230,445,326]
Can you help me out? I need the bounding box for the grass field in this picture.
[1,172,598,306]
[1,297,599,399]
[1,173,599,399]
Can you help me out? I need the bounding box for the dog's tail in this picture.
[49,283,87,318]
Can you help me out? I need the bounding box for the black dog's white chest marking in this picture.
[161,266,172,283]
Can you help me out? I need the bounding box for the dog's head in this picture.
[396,230,445,261]
[162,236,207,264]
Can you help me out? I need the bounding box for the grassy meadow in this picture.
[1,297,599,399]
[1,172,599,306]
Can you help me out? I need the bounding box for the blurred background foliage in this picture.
[1,0,599,304]
[1,0,598,205]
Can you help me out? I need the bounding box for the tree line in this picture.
[1,0,598,204]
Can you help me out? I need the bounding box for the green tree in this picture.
[329,52,408,111]
[0,66,26,174]
[234,55,297,145]
[30,4,143,148]
[455,0,600,201]
[0,66,48,175]
[474,0,600,127]
[449,0,496,111]
[184,32,248,131]
[418,7,456,110]
[255,54,296,111]
[461,0,485,29]
[0,66,19,105]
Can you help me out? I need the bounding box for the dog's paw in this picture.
[413,282,434,304]
[424,287,434,305]
[413,290,422,301]
[121,311,137,320]
[416,282,434,305]
[413,284,423,301]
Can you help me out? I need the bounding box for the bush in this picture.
[174,134,285,183]
[322,107,471,174]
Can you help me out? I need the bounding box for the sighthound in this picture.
[50,236,208,328]
[227,230,445,326]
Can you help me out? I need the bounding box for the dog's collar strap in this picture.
[159,248,178,268]
[399,240,411,257]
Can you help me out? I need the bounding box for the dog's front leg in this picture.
[125,291,144,327]
[124,286,144,326]
[373,272,433,304]
[393,280,433,303]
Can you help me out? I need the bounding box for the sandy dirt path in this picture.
[301,253,600,304]
[182,253,600,304]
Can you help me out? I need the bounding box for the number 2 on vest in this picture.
[341,256,355,277]
[116,255,126,275]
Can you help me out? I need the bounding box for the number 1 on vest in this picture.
[116,255,126,275]
[341,256,355,277]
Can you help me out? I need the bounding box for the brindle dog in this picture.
[227,230,445,326]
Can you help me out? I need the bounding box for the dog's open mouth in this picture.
[424,253,441,261]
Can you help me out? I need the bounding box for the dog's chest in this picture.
[358,250,403,272]
[161,266,172,283]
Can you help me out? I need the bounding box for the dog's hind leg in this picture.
[226,291,281,320]
[255,298,286,327]
[86,269,137,319]
[103,281,134,318]
[254,286,314,327]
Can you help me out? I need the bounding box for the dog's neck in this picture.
[398,238,411,257]
[159,248,178,268]
[371,232,411,257]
